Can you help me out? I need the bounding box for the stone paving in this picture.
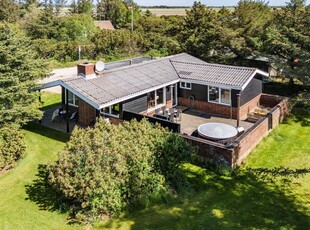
[179,109,254,135]
[39,106,77,133]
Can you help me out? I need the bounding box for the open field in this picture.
[140,7,234,16]
[0,92,309,229]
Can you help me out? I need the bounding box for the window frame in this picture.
[65,90,79,107]
[208,86,231,106]
[180,81,192,90]
[100,103,120,118]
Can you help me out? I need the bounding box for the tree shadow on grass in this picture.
[101,166,310,230]
[22,123,70,143]
[25,164,72,214]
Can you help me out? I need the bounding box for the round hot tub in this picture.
[197,122,238,143]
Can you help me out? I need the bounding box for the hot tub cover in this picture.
[198,122,238,140]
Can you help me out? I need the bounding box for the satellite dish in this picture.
[95,61,105,72]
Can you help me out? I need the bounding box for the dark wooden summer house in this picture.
[41,53,268,128]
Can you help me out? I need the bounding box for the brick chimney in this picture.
[77,62,96,80]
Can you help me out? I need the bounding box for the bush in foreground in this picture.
[0,127,26,170]
[48,119,194,221]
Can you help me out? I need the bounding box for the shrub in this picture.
[0,127,26,170]
[48,119,194,221]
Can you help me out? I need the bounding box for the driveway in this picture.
[38,67,77,93]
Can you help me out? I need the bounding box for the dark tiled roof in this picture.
[171,60,257,88]
[63,54,198,107]
[45,53,267,109]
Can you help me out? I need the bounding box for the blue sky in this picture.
[135,0,306,7]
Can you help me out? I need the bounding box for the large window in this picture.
[208,86,231,105]
[67,90,78,106]
[147,87,166,110]
[102,103,120,117]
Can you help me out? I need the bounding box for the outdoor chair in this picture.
[155,108,161,114]
[51,109,60,122]
[175,109,182,121]
[70,111,78,121]
[169,113,175,122]
[162,106,167,115]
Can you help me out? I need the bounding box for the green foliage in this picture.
[96,0,141,28]
[0,127,26,170]
[59,14,97,42]
[180,2,220,59]
[70,0,92,15]
[48,119,194,221]
[0,0,20,23]
[0,23,49,128]
[92,29,143,59]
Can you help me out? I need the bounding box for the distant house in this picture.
[93,20,115,30]
[41,53,268,127]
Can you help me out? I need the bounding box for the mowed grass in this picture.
[0,124,79,230]
[98,116,310,229]
[0,92,309,229]
[40,91,62,110]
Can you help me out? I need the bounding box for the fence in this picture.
[123,110,181,133]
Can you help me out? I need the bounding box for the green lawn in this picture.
[0,93,309,229]
[41,91,62,110]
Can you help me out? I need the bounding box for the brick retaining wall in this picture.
[178,94,261,119]
[181,94,290,169]
[182,135,234,167]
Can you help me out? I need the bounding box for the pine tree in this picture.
[0,23,50,128]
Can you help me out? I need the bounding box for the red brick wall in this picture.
[233,97,290,166]
[239,94,261,119]
[182,135,234,168]
[78,99,97,126]
[260,94,284,108]
[178,95,261,119]
[233,118,269,166]
[178,97,233,118]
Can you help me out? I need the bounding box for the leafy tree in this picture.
[0,23,49,128]
[96,0,129,28]
[48,119,194,220]
[92,29,143,59]
[70,0,92,15]
[0,0,20,22]
[59,14,96,42]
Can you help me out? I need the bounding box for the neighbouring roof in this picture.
[41,53,268,110]
[93,20,115,30]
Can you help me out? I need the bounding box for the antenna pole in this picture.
[131,7,133,32]
[78,45,81,62]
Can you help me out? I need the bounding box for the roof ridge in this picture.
[97,53,188,76]
[171,60,257,71]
